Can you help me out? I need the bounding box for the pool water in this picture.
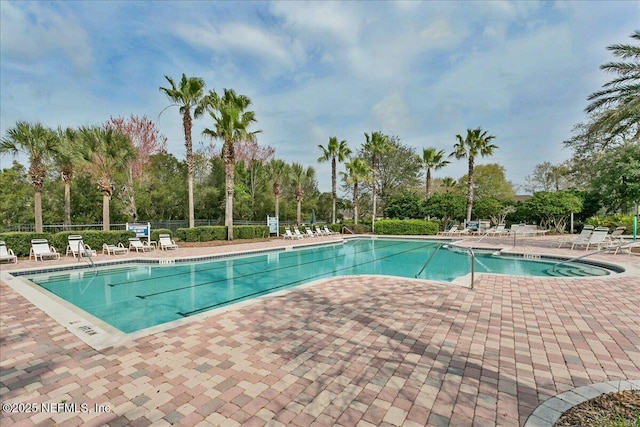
[25,239,612,333]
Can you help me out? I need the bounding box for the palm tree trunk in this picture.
[183,109,195,229]
[34,190,43,233]
[188,176,194,227]
[64,180,71,227]
[353,183,359,225]
[296,196,302,225]
[426,168,432,200]
[466,158,474,222]
[225,160,234,240]
[331,157,336,224]
[102,193,110,231]
[371,167,376,231]
[274,192,280,220]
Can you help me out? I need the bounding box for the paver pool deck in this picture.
[1,234,639,426]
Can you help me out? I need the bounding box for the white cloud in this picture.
[0,2,92,73]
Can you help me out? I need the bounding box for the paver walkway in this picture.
[1,237,639,426]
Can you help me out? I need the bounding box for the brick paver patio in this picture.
[1,236,639,426]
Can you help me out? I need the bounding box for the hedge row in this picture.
[373,219,439,235]
[175,225,269,242]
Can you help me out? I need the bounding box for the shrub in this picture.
[585,214,635,234]
[235,226,269,239]
[175,226,228,242]
[374,219,439,235]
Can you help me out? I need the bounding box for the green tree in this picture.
[1,121,57,232]
[51,127,82,227]
[518,191,582,232]
[342,158,371,225]
[290,162,315,225]
[363,132,391,230]
[0,161,33,228]
[524,161,572,193]
[459,163,515,200]
[588,141,640,213]
[136,153,188,221]
[420,147,450,200]
[78,127,136,230]
[585,31,640,144]
[201,88,260,240]
[423,192,466,226]
[450,127,498,222]
[160,73,206,228]
[267,159,289,222]
[385,192,424,219]
[318,136,352,224]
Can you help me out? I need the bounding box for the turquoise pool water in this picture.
[25,239,612,333]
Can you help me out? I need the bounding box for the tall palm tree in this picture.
[440,177,458,193]
[342,158,371,225]
[290,162,315,225]
[317,137,351,224]
[79,127,136,230]
[363,131,391,231]
[267,159,289,222]
[450,127,498,222]
[159,74,206,228]
[52,127,81,227]
[586,30,640,142]
[1,121,56,232]
[202,88,260,240]
[420,147,450,200]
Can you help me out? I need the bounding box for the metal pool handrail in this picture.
[551,241,630,272]
[79,240,96,270]
[415,244,442,278]
[342,226,355,234]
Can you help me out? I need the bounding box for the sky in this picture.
[1,0,638,195]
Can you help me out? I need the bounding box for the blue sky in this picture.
[1,1,638,194]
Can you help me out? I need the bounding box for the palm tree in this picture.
[1,122,56,232]
[317,137,351,224]
[342,158,371,225]
[440,177,459,193]
[159,74,206,228]
[79,127,136,230]
[363,131,391,231]
[202,88,260,240]
[290,162,315,225]
[52,127,81,227]
[586,31,640,142]
[267,159,289,222]
[450,127,498,222]
[420,147,450,200]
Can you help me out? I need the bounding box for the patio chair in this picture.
[304,227,317,237]
[438,225,458,236]
[323,226,334,235]
[158,234,178,250]
[315,226,326,236]
[581,227,611,250]
[293,226,306,239]
[557,225,593,248]
[30,239,61,261]
[0,241,17,264]
[102,243,129,255]
[128,237,154,252]
[283,227,303,240]
[607,226,626,244]
[66,235,97,258]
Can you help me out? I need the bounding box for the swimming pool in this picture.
[22,238,614,334]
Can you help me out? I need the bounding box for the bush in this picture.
[235,226,269,239]
[175,226,227,242]
[373,219,439,235]
[585,214,636,234]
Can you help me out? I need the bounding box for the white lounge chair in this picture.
[0,241,17,264]
[129,237,154,252]
[558,225,593,248]
[485,224,507,237]
[158,234,178,250]
[293,227,306,239]
[283,227,302,240]
[66,235,97,258]
[30,239,60,261]
[323,226,334,235]
[607,226,626,244]
[581,227,610,250]
[315,226,326,236]
[304,227,316,237]
[102,243,128,255]
[438,225,458,236]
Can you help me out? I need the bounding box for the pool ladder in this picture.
[416,244,476,289]
[79,241,96,270]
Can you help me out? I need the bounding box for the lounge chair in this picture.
[283,227,302,240]
[558,225,593,248]
[607,226,626,244]
[293,227,306,239]
[315,226,326,236]
[0,241,17,264]
[102,243,129,255]
[323,226,334,235]
[30,239,61,261]
[304,227,317,237]
[438,225,458,236]
[128,237,154,252]
[605,241,640,255]
[66,235,97,258]
[581,227,610,250]
[158,234,178,250]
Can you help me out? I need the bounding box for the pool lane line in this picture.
[103,239,418,288]
[136,241,433,300]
